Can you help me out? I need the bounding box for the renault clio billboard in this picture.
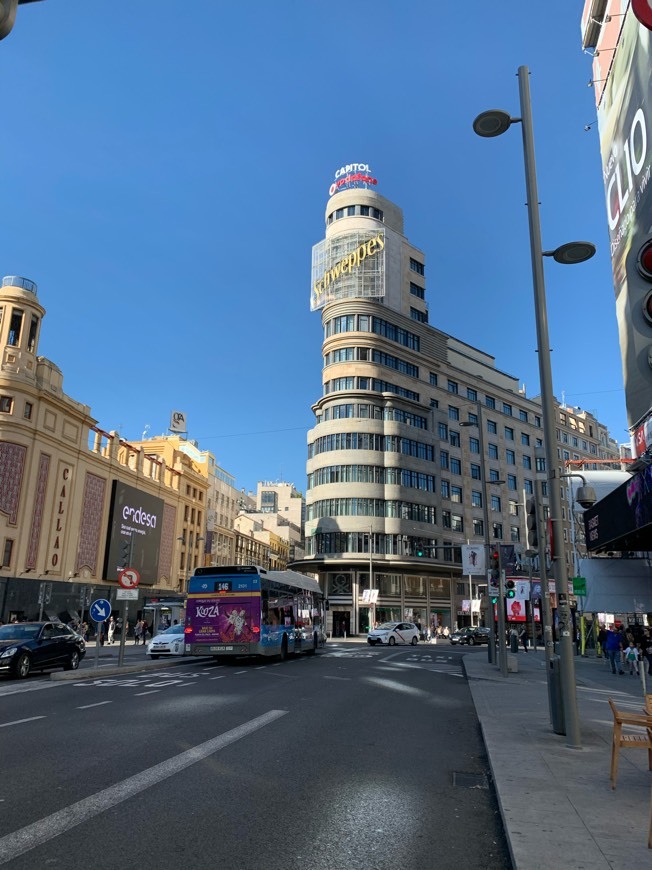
[103,481,164,584]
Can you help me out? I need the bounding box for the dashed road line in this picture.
[0,716,46,728]
[77,701,112,710]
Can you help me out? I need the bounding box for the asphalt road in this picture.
[0,642,510,870]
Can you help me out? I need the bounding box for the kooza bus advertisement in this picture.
[103,481,164,584]
[597,10,652,429]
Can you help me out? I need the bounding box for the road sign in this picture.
[118,568,140,589]
[89,599,111,622]
[571,576,586,596]
[116,588,138,600]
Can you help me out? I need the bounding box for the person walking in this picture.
[605,627,624,675]
[518,626,528,652]
[133,620,142,645]
[107,617,116,645]
[141,620,149,647]
[624,641,640,676]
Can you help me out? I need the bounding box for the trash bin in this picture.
[549,654,565,735]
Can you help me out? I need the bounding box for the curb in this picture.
[50,657,197,681]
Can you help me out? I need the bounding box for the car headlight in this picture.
[0,647,18,658]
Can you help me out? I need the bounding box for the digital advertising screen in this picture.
[103,480,164,584]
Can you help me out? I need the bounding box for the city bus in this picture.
[184,565,327,659]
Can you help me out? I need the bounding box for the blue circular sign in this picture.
[89,599,111,623]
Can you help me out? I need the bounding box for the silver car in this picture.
[146,623,185,659]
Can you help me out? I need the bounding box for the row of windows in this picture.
[308,433,435,461]
[324,346,418,378]
[409,258,425,276]
[308,465,435,491]
[320,403,428,429]
[324,377,419,402]
[307,532,443,558]
[0,395,33,419]
[327,204,384,224]
[435,375,542,426]
[307,499,437,523]
[0,306,39,352]
[410,282,425,300]
[325,314,420,352]
[557,429,598,453]
[410,307,428,324]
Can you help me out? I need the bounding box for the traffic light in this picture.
[489,548,500,589]
[0,1,43,42]
[416,544,424,557]
[120,539,130,568]
[525,496,538,554]
[505,579,516,599]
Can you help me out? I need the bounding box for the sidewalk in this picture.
[464,647,651,868]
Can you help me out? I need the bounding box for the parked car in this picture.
[367,622,419,646]
[0,621,86,678]
[146,623,186,659]
[450,627,491,646]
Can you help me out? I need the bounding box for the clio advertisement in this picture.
[103,480,164,584]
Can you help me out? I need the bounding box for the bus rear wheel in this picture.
[279,635,288,661]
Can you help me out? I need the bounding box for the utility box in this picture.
[507,654,519,673]
[549,654,565,735]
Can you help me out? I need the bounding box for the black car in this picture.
[0,621,86,678]
[450,627,491,646]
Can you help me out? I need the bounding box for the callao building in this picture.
[291,166,624,638]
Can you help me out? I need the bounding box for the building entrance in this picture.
[332,610,350,638]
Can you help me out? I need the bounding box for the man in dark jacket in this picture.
[605,628,624,674]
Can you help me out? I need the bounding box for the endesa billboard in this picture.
[103,480,164,584]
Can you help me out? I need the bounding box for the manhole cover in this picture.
[452,772,489,789]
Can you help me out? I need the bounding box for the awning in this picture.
[578,557,652,612]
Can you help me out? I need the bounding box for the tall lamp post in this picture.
[473,65,595,749]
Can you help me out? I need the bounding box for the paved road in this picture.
[0,643,509,869]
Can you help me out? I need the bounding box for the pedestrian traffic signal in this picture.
[505,579,516,599]
[416,545,424,557]
[525,496,538,554]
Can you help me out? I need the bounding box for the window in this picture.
[440,450,449,470]
[471,490,482,507]
[467,412,478,425]
[467,388,478,402]
[503,402,513,416]
[508,501,519,516]
[0,396,13,413]
[449,431,460,447]
[441,479,450,498]
[534,415,542,427]
[8,309,23,346]
[442,510,451,529]
[489,469,501,482]
[488,444,498,459]
[507,474,517,490]
[336,208,344,219]
[451,514,464,532]
[360,205,370,216]
[487,420,497,434]
[410,282,425,299]
[438,422,448,440]
[27,315,38,353]
[24,401,33,420]
[485,396,496,409]
[524,480,534,495]
[505,426,514,440]
[519,410,528,422]
[510,526,520,542]
[447,380,458,394]
[492,522,503,540]
[448,406,460,421]
[429,372,438,386]
[491,495,501,511]
[410,258,425,275]
[451,485,462,503]
[469,437,480,453]
[523,455,532,469]
[470,463,481,480]
[521,432,530,446]
[1,538,13,568]
[472,518,484,536]
[506,449,515,465]
[450,457,462,475]
[410,307,428,323]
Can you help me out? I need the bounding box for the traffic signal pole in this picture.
[497,560,508,678]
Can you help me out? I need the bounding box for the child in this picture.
[624,641,640,676]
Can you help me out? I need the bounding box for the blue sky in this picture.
[1,1,626,494]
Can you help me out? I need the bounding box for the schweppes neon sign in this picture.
[313,232,385,303]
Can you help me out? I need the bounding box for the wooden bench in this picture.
[608,697,652,790]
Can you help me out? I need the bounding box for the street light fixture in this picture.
[473,65,595,749]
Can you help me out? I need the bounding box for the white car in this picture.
[367,621,419,646]
[146,624,185,658]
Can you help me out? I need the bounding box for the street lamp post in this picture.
[473,65,596,748]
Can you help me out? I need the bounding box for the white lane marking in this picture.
[176,683,196,687]
[0,709,287,865]
[76,701,112,710]
[323,676,351,681]
[234,670,247,675]
[209,676,226,681]
[133,690,160,696]
[0,716,46,729]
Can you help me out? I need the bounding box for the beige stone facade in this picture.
[0,277,206,611]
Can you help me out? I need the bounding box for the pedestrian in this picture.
[107,616,116,645]
[644,632,652,676]
[133,620,142,645]
[597,625,608,660]
[604,627,624,675]
[141,620,149,646]
[624,641,640,676]
[519,626,528,652]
